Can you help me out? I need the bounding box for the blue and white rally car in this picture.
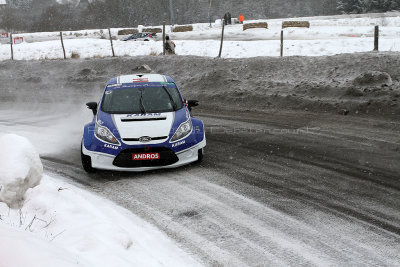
[81,74,206,172]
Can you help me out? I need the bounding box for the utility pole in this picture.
[60,32,66,59]
[169,0,175,26]
[218,20,225,58]
[374,25,379,51]
[10,33,14,61]
[163,21,166,56]
[208,0,212,27]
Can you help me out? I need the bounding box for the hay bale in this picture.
[282,21,310,29]
[172,25,194,32]
[243,22,268,31]
[143,27,162,33]
[118,29,138,35]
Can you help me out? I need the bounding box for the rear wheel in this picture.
[81,143,95,173]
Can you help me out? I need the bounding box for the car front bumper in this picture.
[82,139,206,172]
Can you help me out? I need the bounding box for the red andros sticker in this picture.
[132,153,160,160]
[132,78,149,83]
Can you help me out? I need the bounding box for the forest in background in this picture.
[1,0,399,32]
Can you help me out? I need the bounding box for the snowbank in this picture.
[0,175,200,267]
[0,224,91,267]
[0,134,199,266]
[0,134,43,208]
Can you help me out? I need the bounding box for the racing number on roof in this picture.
[132,78,149,83]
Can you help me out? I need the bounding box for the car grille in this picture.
[113,147,179,168]
[122,136,168,142]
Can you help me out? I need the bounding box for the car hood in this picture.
[113,113,174,142]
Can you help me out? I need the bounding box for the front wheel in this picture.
[81,143,95,173]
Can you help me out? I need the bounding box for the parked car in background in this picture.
[123,32,157,41]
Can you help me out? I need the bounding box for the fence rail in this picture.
[1,23,387,60]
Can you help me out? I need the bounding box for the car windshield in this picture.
[101,86,183,114]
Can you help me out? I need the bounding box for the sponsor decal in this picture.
[105,90,112,95]
[126,113,161,117]
[132,78,149,82]
[107,83,175,89]
[132,153,160,160]
[97,120,104,125]
[172,140,185,147]
[117,83,175,88]
[13,37,23,44]
[104,144,119,150]
[139,136,152,143]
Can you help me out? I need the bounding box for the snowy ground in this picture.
[0,12,399,267]
[0,53,399,266]
[0,134,200,267]
[1,12,400,60]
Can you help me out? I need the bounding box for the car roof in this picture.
[107,74,174,85]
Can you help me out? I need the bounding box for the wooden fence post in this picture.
[374,25,379,51]
[108,28,115,57]
[10,33,14,60]
[60,32,66,59]
[280,30,283,57]
[163,21,166,55]
[218,19,225,58]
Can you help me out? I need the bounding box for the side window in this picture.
[167,87,184,109]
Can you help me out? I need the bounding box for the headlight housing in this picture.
[170,119,192,142]
[95,123,120,145]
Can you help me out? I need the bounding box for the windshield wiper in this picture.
[139,89,146,114]
[162,86,177,111]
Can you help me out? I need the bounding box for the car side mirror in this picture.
[186,100,199,111]
[86,102,98,116]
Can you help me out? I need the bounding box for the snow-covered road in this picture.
[2,104,399,266]
[0,55,399,266]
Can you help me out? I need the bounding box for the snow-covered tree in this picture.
[366,0,399,11]
[337,0,366,13]
[322,0,339,15]
[338,0,400,13]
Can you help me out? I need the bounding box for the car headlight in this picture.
[95,123,120,145]
[170,119,192,142]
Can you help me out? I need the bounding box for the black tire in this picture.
[197,148,204,163]
[144,39,149,41]
[81,143,95,173]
